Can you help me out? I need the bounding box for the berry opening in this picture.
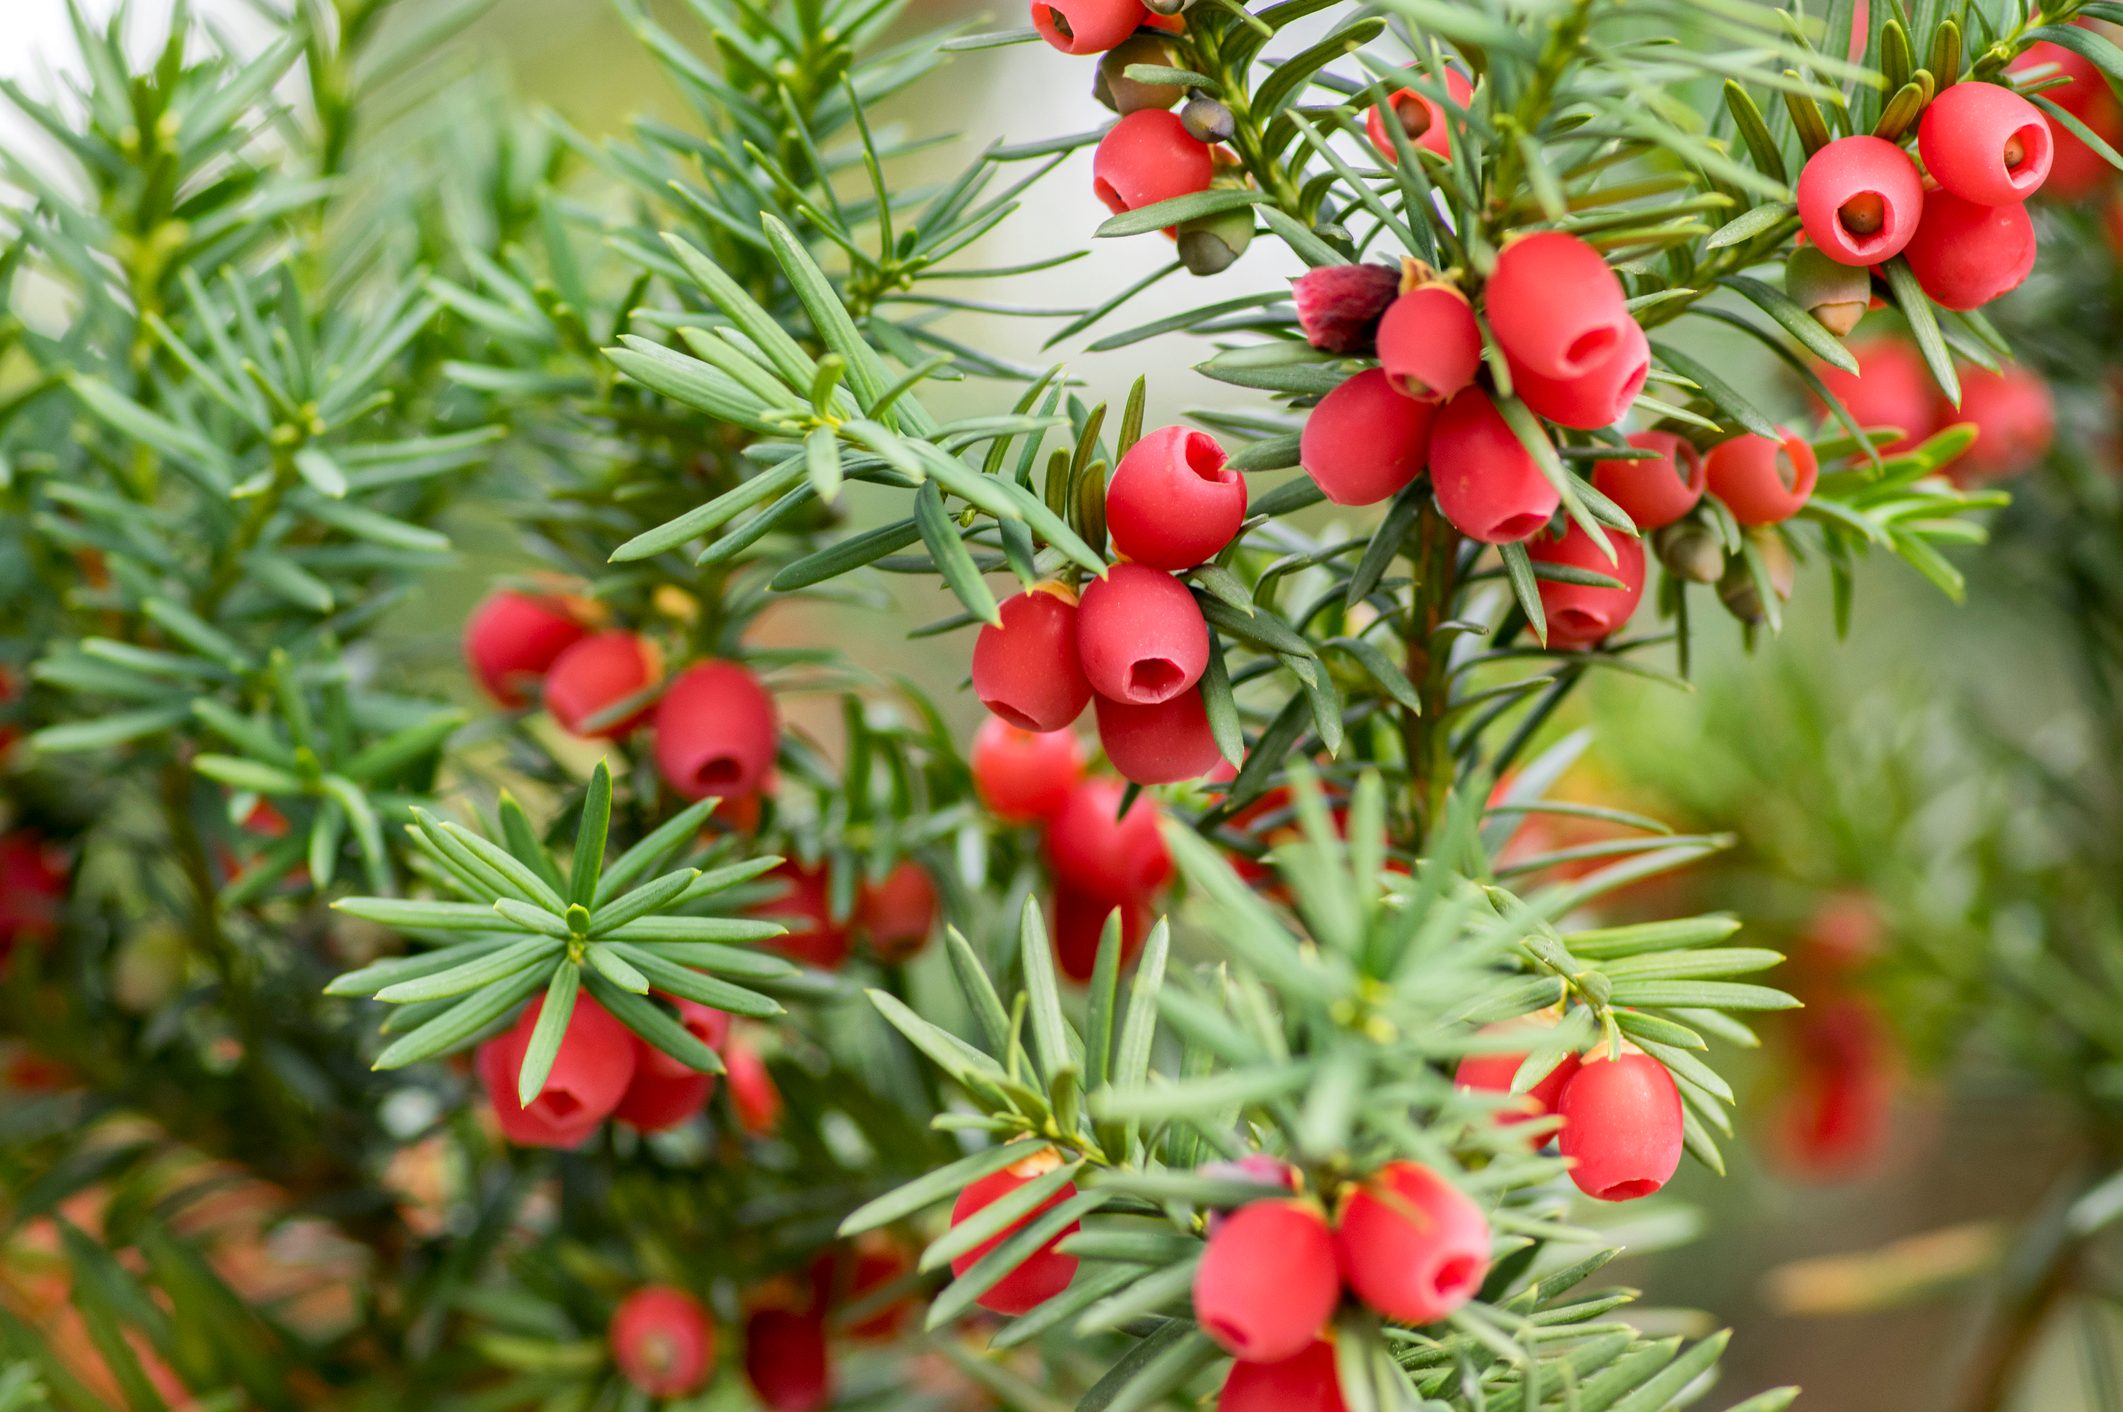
[1093,178,1127,216]
[1182,432,1233,482]
[1431,1254,1483,1302]
[980,698,1042,732]
[692,755,744,791]
[1554,608,1605,637]
[1593,1177,1661,1201]
[1774,448,1800,492]
[2002,123,2049,184]
[1041,5,1073,39]
[1837,191,1886,239]
[1392,93,1433,140]
[1489,510,1553,541]
[1563,324,1620,372]
[539,1091,584,1120]
[1127,658,1184,700]
[1203,1316,1251,1353]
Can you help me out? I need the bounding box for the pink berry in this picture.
[611,1286,715,1398]
[1508,316,1650,431]
[463,590,588,708]
[743,1305,834,1412]
[1918,82,2053,206]
[544,630,661,739]
[1217,1340,1348,1412]
[1484,232,1630,382]
[1052,885,1150,982]
[1093,110,1214,221]
[652,659,778,802]
[973,587,1094,732]
[948,1149,1081,1314]
[1076,564,1209,706]
[1528,524,1647,649]
[1901,190,2037,310]
[1334,1161,1491,1324]
[1376,283,1483,403]
[1045,777,1171,900]
[1556,1051,1685,1202]
[1590,431,1704,530]
[1107,426,1247,570]
[2009,40,2123,199]
[1794,135,1926,266]
[1029,0,1147,54]
[1364,68,1474,163]
[857,861,938,963]
[1704,430,1819,525]
[1300,367,1435,506]
[477,995,638,1150]
[753,862,853,971]
[614,998,729,1134]
[1944,363,2055,481]
[1096,686,1222,785]
[1813,337,1937,455]
[1455,1025,1582,1133]
[971,718,1086,822]
[1290,264,1400,354]
[1193,1201,1340,1364]
[1429,387,1560,544]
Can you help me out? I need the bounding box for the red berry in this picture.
[463,590,588,708]
[1290,264,1400,354]
[477,994,638,1150]
[834,1235,919,1340]
[743,1305,834,1412]
[1901,190,2037,309]
[1813,337,1936,456]
[724,1028,782,1135]
[1333,1161,1491,1324]
[1053,884,1151,982]
[0,663,22,757]
[652,659,778,803]
[1096,687,1221,786]
[0,833,67,962]
[1455,1024,1582,1132]
[1918,82,2053,206]
[611,1286,715,1398]
[1030,0,1147,55]
[1217,1340,1348,1412]
[1705,429,1818,526]
[1429,388,1560,544]
[1508,316,1650,431]
[754,862,853,970]
[973,586,1094,732]
[947,1149,1082,1314]
[1376,283,1483,403]
[1591,431,1704,530]
[1045,777,1172,900]
[1528,525,1647,649]
[2011,40,2123,199]
[1943,363,2055,481]
[1193,1200,1340,1363]
[1484,232,1629,382]
[1557,1050,1684,1201]
[614,998,729,1134]
[1300,368,1436,506]
[858,861,937,963]
[544,630,661,739]
[1794,135,1925,266]
[1364,68,1474,163]
[972,718,1086,822]
[1773,998,1894,1179]
[1093,110,1214,222]
[1107,426,1247,569]
[1076,564,1209,706]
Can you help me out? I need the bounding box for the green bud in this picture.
[1177,205,1254,276]
[1654,521,1725,584]
[1093,35,1186,116]
[1785,245,1872,338]
[1144,0,1190,14]
[1716,529,1794,624]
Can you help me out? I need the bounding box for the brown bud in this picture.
[1093,34,1186,115]
[1180,94,1236,144]
[1785,245,1872,339]
[1654,521,1725,584]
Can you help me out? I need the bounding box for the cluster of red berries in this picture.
[1456,1025,1686,1203]
[752,857,939,971]
[972,423,1244,786]
[1795,80,2050,311]
[475,992,779,1148]
[0,831,67,974]
[973,718,1172,980]
[608,1238,913,1407]
[463,590,779,808]
[1816,336,2055,481]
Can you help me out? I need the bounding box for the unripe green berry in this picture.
[1785,244,1873,338]
[1655,521,1725,584]
[1180,95,1236,144]
[1177,205,1254,275]
[1093,35,1186,115]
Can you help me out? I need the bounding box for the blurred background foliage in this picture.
[4,1,2122,1409]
